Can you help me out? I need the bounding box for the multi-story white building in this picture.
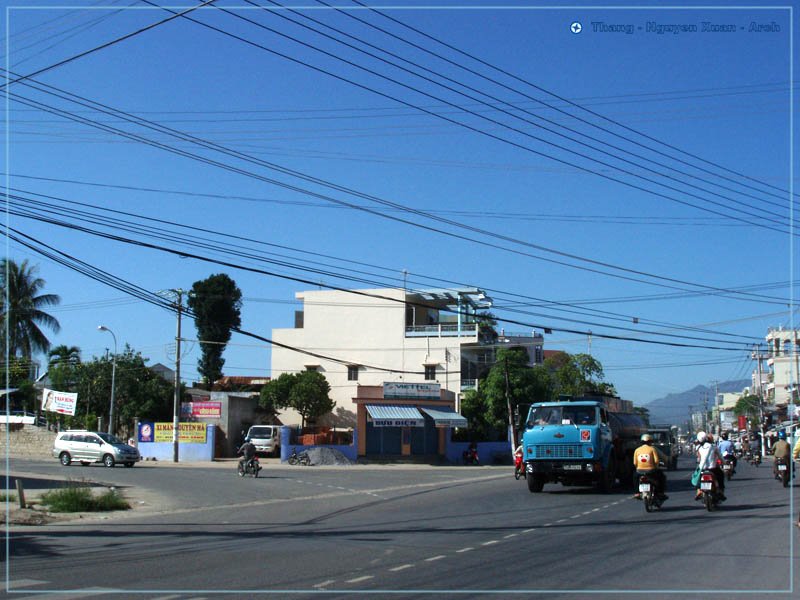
[271,286,544,426]
[763,327,799,406]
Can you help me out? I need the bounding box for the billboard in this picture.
[41,388,78,416]
[383,382,441,400]
[181,401,222,419]
[151,422,208,443]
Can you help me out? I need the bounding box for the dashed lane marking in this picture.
[456,547,474,553]
[10,588,122,600]
[481,540,499,546]
[313,580,336,588]
[526,526,540,531]
[346,575,374,583]
[582,511,592,515]
[556,518,567,523]
[503,533,518,539]
[389,564,414,572]
[425,555,447,562]
[570,514,581,519]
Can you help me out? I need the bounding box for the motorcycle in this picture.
[748,451,761,467]
[462,446,479,466]
[698,470,721,511]
[722,454,736,481]
[238,456,261,478]
[775,456,791,487]
[636,473,663,513]
[514,449,525,480]
[288,449,311,466]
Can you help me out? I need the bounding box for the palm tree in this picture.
[0,259,61,361]
[48,344,81,369]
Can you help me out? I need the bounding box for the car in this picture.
[245,425,281,457]
[52,430,141,468]
[647,427,679,470]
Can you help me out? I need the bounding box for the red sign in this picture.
[181,401,222,418]
[580,429,591,442]
[738,415,747,431]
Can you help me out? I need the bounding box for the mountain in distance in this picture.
[641,380,751,426]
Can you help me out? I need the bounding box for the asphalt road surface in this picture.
[4,455,799,599]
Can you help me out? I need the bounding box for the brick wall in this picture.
[0,425,57,458]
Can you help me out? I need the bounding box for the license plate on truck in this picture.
[638,483,651,492]
[701,482,713,490]
[779,465,787,471]
[563,464,581,470]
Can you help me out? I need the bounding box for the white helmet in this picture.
[696,431,707,443]
[641,433,652,443]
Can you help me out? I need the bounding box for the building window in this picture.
[347,365,359,381]
[305,365,318,372]
[424,365,436,380]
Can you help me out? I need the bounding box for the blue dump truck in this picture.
[521,395,647,493]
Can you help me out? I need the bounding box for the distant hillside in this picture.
[643,380,750,426]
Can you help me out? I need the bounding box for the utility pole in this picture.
[168,289,185,463]
[711,379,719,434]
[504,357,516,456]
[752,344,767,458]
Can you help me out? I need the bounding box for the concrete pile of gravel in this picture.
[303,447,355,466]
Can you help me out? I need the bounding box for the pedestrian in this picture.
[793,433,800,528]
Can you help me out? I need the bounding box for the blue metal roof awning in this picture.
[366,405,425,427]
[420,407,468,428]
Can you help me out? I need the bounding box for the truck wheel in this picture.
[527,474,544,493]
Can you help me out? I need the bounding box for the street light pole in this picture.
[97,325,117,435]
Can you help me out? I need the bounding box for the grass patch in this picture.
[40,485,130,513]
[0,493,16,502]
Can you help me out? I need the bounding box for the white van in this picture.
[246,425,281,456]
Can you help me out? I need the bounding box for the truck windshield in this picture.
[531,406,596,426]
[650,432,669,443]
[248,427,273,438]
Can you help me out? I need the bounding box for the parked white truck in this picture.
[246,425,281,457]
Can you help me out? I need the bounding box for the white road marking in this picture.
[456,547,474,553]
[389,564,414,572]
[313,580,335,588]
[523,527,537,532]
[582,511,592,515]
[425,555,446,561]
[346,575,374,583]
[149,596,182,600]
[556,518,567,523]
[1,579,47,591]
[12,588,122,600]
[570,514,581,519]
[503,533,518,539]
[481,540,499,546]
[592,508,600,512]
[602,504,610,508]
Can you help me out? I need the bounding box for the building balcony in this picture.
[405,323,478,338]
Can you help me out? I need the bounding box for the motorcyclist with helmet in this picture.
[717,432,737,471]
[238,437,257,472]
[633,433,668,501]
[772,430,791,479]
[695,431,726,501]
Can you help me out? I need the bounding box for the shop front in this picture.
[354,383,467,459]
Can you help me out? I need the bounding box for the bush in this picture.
[40,484,130,512]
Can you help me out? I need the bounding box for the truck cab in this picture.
[647,427,679,470]
[246,425,281,457]
[522,401,615,492]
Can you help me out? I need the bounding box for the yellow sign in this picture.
[154,422,207,443]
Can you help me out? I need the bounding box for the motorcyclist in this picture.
[695,431,725,501]
[717,432,737,470]
[238,438,256,472]
[633,433,668,501]
[772,430,791,479]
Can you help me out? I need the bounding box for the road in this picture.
[3,456,799,599]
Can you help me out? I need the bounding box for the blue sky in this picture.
[2,1,796,406]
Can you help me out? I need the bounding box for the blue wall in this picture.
[137,425,216,462]
[279,426,358,463]
[446,440,512,465]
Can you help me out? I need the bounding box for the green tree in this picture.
[47,345,82,391]
[734,394,761,429]
[545,352,613,398]
[259,371,334,428]
[0,258,60,361]
[187,273,242,385]
[633,406,651,427]
[65,346,174,432]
